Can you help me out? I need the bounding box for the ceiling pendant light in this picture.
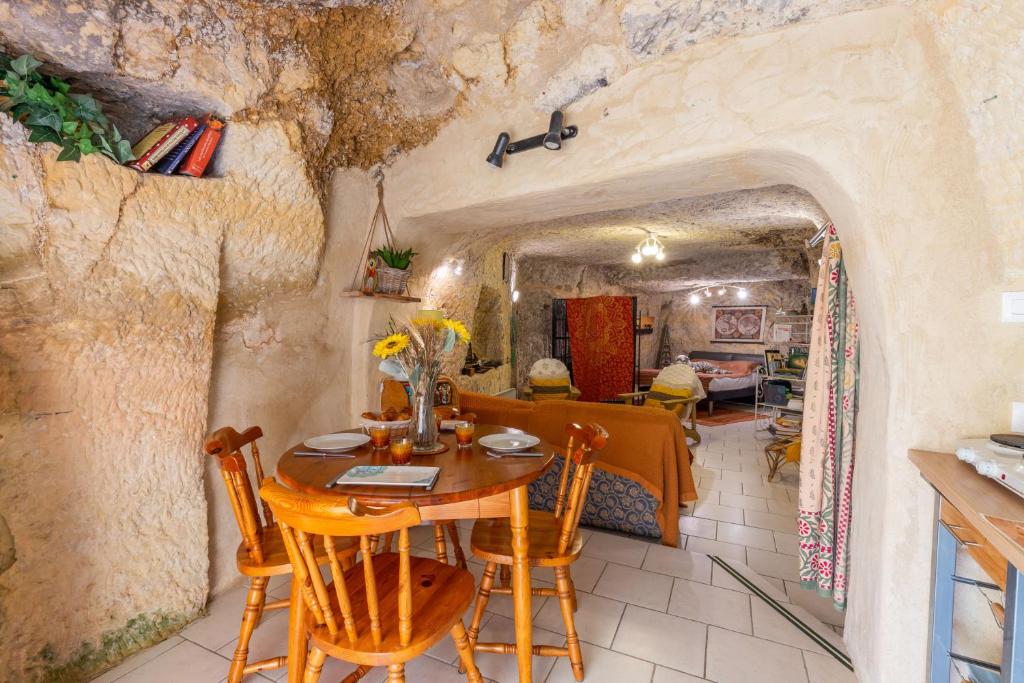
[718,287,726,295]
[689,293,701,305]
[704,288,711,297]
[738,288,749,300]
[631,230,666,263]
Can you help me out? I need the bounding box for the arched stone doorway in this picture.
[321,9,1015,680]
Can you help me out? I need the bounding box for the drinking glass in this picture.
[369,425,390,449]
[389,437,413,465]
[454,421,475,447]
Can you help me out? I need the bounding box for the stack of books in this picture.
[769,415,802,436]
[126,114,225,177]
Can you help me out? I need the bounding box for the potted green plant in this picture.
[372,244,417,295]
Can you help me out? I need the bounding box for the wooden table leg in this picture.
[509,484,532,683]
[287,576,308,683]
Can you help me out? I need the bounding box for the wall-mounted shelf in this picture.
[341,290,422,303]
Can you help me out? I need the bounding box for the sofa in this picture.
[460,391,698,547]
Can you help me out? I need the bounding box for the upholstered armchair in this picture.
[520,358,581,402]
[616,364,701,445]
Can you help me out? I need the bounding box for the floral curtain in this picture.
[565,296,635,402]
[797,222,860,610]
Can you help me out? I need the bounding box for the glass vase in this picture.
[410,370,440,453]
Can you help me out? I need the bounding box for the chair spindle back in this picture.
[260,479,422,647]
[204,425,273,565]
[554,423,608,555]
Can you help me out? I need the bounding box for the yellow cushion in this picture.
[645,383,693,415]
[529,376,572,401]
[785,438,802,463]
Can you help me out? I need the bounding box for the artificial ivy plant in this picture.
[0,53,134,163]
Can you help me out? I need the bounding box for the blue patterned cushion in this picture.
[527,457,662,539]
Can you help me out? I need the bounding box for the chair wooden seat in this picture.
[236,526,357,577]
[470,511,584,567]
[307,552,476,667]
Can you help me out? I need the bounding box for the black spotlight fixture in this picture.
[485,110,578,167]
[486,132,510,168]
[543,110,564,150]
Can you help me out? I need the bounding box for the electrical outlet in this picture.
[1003,292,1024,322]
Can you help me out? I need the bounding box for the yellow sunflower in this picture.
[373,333,410,359]
[442,318,471,344]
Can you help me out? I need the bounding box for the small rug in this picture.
[696,405,756,426]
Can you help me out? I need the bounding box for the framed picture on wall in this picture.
[711,305,768,343]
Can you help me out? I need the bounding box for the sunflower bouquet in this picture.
[372,312,471,451]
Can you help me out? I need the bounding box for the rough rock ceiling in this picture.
[508,184,824,262]
[505,185,825,292]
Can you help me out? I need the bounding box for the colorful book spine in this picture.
[152,124,206,175]
[178,116,225,177]
[127,116,198,172]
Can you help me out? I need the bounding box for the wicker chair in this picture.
[520,358,581,402]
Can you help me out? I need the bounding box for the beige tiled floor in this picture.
[90,420,854,683]
[686,419,846,636]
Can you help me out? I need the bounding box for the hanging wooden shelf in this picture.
[341,290,421,303]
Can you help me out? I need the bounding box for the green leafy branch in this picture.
[373,245,417,270]
[0,53,134,163]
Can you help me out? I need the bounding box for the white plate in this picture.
[303,433,370,452]
[478,433,541,452]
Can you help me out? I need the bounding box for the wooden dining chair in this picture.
[466,422,608,681]
[616,363,702,448]
[259,478,484,683]
[378,375,469,570]
[204,426,359,683]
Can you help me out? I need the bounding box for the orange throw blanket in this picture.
[461,392,698,547]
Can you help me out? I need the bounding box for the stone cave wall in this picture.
[0,1,459,679]
[0,113,322,679]
[514,258,810,387]
[653,280,812,361]
[418,243,516,397]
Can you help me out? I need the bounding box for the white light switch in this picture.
[1003,292,1024,322]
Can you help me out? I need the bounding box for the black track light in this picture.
[486,132,510,168]
[485,111,578,167]
[543,110,564,150]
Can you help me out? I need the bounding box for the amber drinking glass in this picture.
[389,436,413,465]
[369,425,390,449]
[454,421,475,447]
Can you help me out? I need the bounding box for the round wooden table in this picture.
[276,424,558,683]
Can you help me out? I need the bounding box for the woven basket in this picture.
[377,263,411,295]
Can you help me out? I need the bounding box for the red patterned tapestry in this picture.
[565,296,635,402]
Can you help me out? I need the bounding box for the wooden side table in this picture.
[764,436,800,481]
